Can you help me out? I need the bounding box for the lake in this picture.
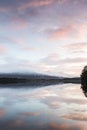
[0,83,87,130]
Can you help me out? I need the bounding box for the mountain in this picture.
[0,73,81,86]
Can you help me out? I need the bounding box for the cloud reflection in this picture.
[0,84,86,130]
[9,119,26,127]
[0,108,6,118]
[47,122,83,130]
[19,112,40,117]
[62,113,87,121]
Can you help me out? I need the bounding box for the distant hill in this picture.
[0,73,81,86]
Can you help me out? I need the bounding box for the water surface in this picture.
[0,83,87,130]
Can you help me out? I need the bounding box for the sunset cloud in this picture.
[0,0,87,75]
[48,24,74,40]
[62,113,87,121]
[0,45,8,54]
[10,17,30,30]
[39,51,87,76]
[18,0,53,10]
[47,23,87,41]
[63,42,87,51]
[0,7,9,13]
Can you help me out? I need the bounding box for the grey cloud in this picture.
[0,36,18,44]
[62,113,87,121]
[41,53,60,65]
[0,0,87,28]
[62,42,87,50]
[41,53,87,66]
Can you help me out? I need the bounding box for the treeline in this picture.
[0,76,81,86]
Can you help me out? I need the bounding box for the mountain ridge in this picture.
[0,73,81,86]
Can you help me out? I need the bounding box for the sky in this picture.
[0,0,87,76]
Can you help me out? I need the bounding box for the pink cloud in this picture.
[48,23,87,41]
[62,113,87,121]
[0,45,8,54]
[62,42,87,50]
[0,7,9,13]
[10,17,30,30]
[19,0,53,10]
[23,47,39,51]
[48,24,76,40]
[62,42,87,60]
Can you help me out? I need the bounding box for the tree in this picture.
[81,66,87,97]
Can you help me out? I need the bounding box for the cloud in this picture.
[39,52,86,76]
[61,42,87,62]
[26,55,87,76]
[62,42,87,52]
[0,7,8,13]
[37,91,61,109]
[48,122,81,130]
[23,47,39,51]
[0,45,8,54]
[10,17,30,30]
[0,58,35,73]
[0,83,86,130]
[0,0,87,33]
[6,118,27,128]
[62,113,87,121]
[0,0,54,14]
[38,41,87,76]
[10,119,26,127]
[41,53,60,65]
[19,112,40,117]
[0,0,85,23]
[0,0,87,76]
[48,24,74,40]
[47,23,87,41]
[0,35,20,45]
[41,53,87,65]
[18,0,53,10]
[41,95,87,110]
[60,57,87,64]
[0,108,6,118]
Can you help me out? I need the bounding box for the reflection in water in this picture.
[0,84,87,130]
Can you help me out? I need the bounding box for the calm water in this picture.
[0,83,87,130]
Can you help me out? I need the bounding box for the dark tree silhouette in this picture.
[81,66,87,97]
